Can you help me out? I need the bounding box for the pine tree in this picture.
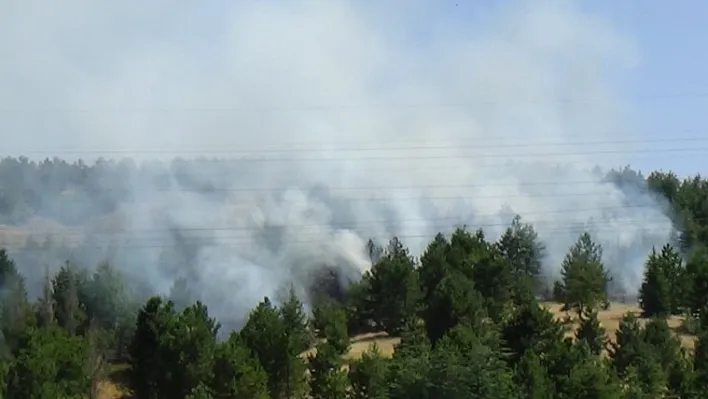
[497,215,546,300]
[447,228,516,321]
[609,313,646,376]
[168,302,220,397]
[0,250,34,354]
[363,237,421,335]
[36,267,55,328]
[6,325,91,398]
[349,344,389,399]
[211,333,270,399]
[502,300,566,365]
[609,313,669,395]
[639,245,682,317]
[694,329,708,395]
[278,286,310,398]
[128,296,177,399]
[642,317,682,371]
[686,249,708,316]
[427,324,517,399]
[387,320,432,399]
[515,350,554,399]
[83,262,129,332]
[309,300,350,399]
[557,233,610,316]
[240,296,307,398]
[51,262,85,335]
[560,356,622,399]
[575,308,607,356]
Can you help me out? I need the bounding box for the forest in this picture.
[2,156,708,398]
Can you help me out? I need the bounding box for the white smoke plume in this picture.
[0,0,672,323]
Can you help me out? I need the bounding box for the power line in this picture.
[0,211,676,241]
[8,129,705,152]
[0,191,671,204]
[0,178,658,193]
[0,220,677,251]
[2,147,706,176]
[11,135,708,155]
[145,147,708,161]
[3,92,708,113]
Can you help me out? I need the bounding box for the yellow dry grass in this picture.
[97,381,129,399]
[95,301,702,398]
[0,216,84,249]
[98,363,131,399]
[336,302,698,364]
[542,302,696,350]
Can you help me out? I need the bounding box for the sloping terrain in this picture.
[98,301,698,399]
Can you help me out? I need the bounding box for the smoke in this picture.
[0,1,672,323]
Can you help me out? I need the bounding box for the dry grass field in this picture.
[308,302,698,366]
[97,301,699,398]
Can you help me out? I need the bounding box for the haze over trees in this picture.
[2,0,707,397]
[1,159,708,397]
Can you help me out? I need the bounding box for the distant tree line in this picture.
[0,158,708,397]
[2,218,708,397]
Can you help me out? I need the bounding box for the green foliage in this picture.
[278,284,312,355]
[607,313,687,396]
[433,324,517,398]
[51,262,86,335]
[309,299,350,399]
[128,298,220,398]
[609,313,647,377]
[0,249,35,355]
[128,296,175,399]
[36,268,55,328]
[502,300,566,365]
[212,333,270,399]
[497,215,546,301]
[685,248,708,316]
[639,244,683,317]
[557,233,610,315]
[424,269,487,346]
[0,359,8,398]
[386,320,432,399]
[642,318,683,371]
[693,329,708,393]
[349,344,390,399]
[418,229,496,345]
[3,165,708,399]
[308,342,349,399]
[185,384,214,399]
[362,237,421,335]
[240,296,308,398]
[82,262,129,331]
[575,308,607,356]
[449,228,516,321]
[6,325,91,399]
[515,350,554,399]
[311,299,349,353]
[560,357,621,399]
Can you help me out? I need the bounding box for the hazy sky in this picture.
[571,1,708,176]
[1,0,696,311]
[1,0,706,176]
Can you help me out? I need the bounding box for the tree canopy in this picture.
[1,162,708,397]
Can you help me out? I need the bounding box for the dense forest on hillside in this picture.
[2,157,708,397]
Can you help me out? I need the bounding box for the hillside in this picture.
[1,160,708,398]
[97,301,699,399]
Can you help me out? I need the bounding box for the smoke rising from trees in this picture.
[0,1,673,324]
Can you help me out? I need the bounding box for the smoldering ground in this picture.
[0,1,673,326]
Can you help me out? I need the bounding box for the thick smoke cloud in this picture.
[0,1,671,324]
